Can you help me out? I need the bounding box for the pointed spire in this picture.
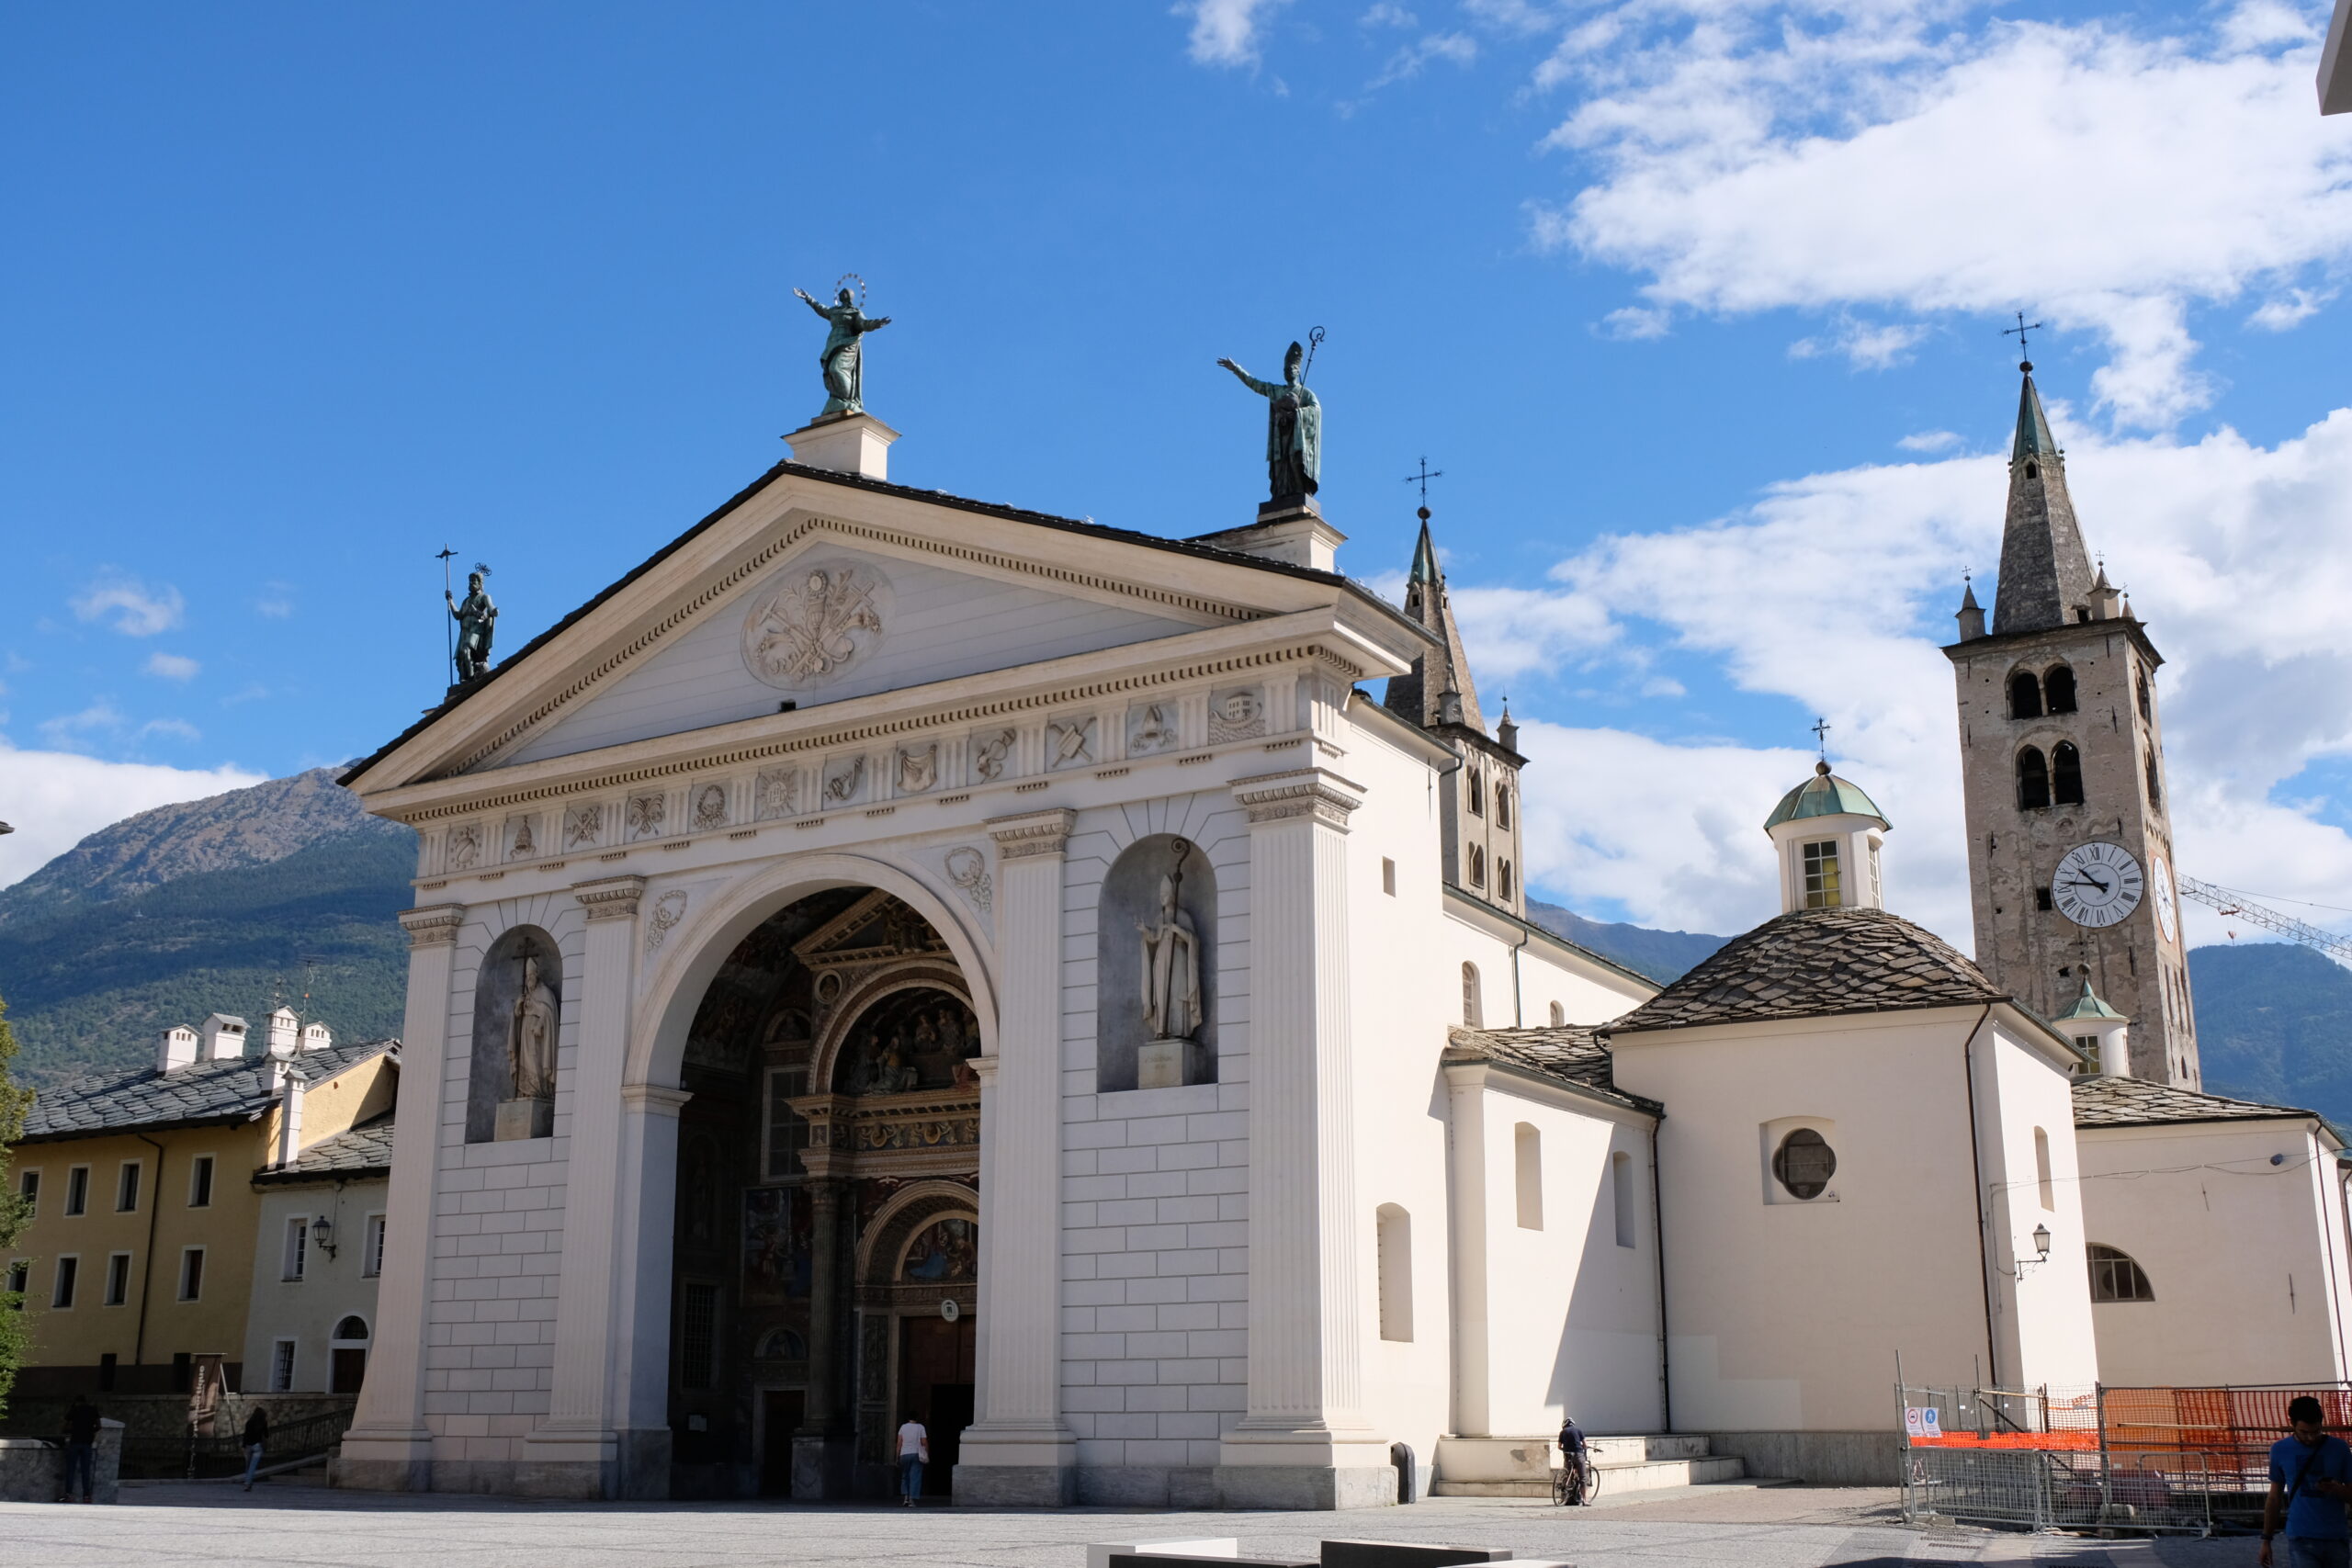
[1989,361,2098,635]
[1384,503,1487,735]
[1956,574,1985,640]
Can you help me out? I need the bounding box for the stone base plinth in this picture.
[1136,1039,1202,1090]
[791,1432,857,1500]
[494,1098,552,1141]
[1211,1463,1398,1510]
[951,1461,1080,1506]
[784,412,899,480]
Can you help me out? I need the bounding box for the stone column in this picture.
[955,808,1079,1506]
[791,1171,856,1498]
[1216,768,1394,1510]
[1442,1063,1491,1441]
[521,874,644,1498]
[609,1082,689,1499]
[341,903,467,1492]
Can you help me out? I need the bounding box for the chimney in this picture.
[198,1014,249,1062]
[266,1007,300,1059]
[275,1074,306,1166]
[300,1021,334,1053]
[156,1024,199,1074]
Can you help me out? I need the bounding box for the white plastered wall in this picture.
[243,1177,390,1392]
[1976,1022,2100,1396]
[2077,1118,2352,1384]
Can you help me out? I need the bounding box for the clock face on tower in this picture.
[2052,841,2145,929]
[2151,853,2177,942]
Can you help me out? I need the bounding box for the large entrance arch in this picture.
[662,886,983,1501]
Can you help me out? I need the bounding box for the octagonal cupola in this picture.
[2056,977,2132,1077]
[1765,761,1892,914]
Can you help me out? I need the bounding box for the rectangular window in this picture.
[178,1247,205,1302]
[1802,840,1843,908]
[680,1281,718,1389]
[2036,886,2054,911]
[187,1156,215,1209]
[17,1169,37,1219]
[271,1338,298,1393]
[283,1218,309,1282]
[1513,1123,1544,1231]
[5,1260,27,1300]
[103,1252,132,1306]
[116,1160,141,1213]
[363,1213,387,1279]
[53,1256,79,1309]
[98,1352,118,1392]
[764,1069,809,1181]
[64,1166,90,1217]
[1381,857,1396,896]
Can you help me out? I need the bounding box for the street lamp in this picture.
[2008,1224,2053,1279]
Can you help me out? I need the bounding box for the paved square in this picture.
[0,1482,2261,1568]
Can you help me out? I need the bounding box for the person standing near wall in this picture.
[58,1394,99,1504]
[2264,1395,2352,1568]
[241,1407,270,1493]
[895,1411,928,1506]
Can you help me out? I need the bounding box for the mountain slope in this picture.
[2189,942,2352,1130]
[1527,897,1729,986]
[0,771,415,1085]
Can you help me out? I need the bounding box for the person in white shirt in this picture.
[896,1412,929,1505]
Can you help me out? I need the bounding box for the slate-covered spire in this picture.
[1990,362,2098,635]
[1385,507,1487,734]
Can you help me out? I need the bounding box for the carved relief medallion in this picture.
[563,801,603,850]
[754,766,799,821]
[1047,716,1096,771]
[1127,701,1180,757]
[822,754,868,807]
[944,845,993,914]
[690,783,729,831]
[646,889,688,953]
[626,791,668,842]
[896,743,939,795]
[447,822,482,871]
[741,558,892,691]
[1209,686,1268,743]
[970,728,1015,782]
[506,814,539,861]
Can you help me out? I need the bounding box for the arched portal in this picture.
[662,886,982,1503]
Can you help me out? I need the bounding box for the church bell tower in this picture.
[1944,360,2199,1086]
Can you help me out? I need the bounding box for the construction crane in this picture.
[2176,874,2352,967]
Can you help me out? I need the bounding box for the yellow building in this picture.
[5,1009,394,1396]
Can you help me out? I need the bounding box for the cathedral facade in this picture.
[337,377,2349,1508]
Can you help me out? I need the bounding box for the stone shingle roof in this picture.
[21,1040,394,1142]
[2072,1075,2316,1129]
[1606,906,2003,1034]
[254,1111,396,1184]
[1444,1025,1663,1116]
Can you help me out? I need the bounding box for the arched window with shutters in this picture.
[2052,742,2086,806]
[1467,772,1485,817]
[1461,964,1483,1027]
[2088,1244,2155,1302]
[1498,860,1514,901]
[2018,747,2051,810]
[2137,669,2153,721]
[2009,670,2043,718]
[2144,750,2163,808]
[1496,785,1512,829]
[1467,844,1487,887]
[2043,665,2077,714]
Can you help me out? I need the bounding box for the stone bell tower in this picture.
[1944,361,2199,1086]
[1383,505,1528,918]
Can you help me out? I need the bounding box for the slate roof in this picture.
[1605,906,2004,1034]
[1444,1025,1664,1117]
[20,1040,395,1143]
[2072,1075,2317,1129]
[254,1111,396,1184]
[342,457,1438,788]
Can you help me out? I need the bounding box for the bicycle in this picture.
[1552,1454,1600,1506]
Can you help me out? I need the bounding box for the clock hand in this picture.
[2063,874,2111,894]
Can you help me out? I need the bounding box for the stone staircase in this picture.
[1430,1433,1747,1498]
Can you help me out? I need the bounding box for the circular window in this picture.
[1772,1128,1837,1200]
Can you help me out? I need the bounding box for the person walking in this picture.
[2263,1395,2352,1568]
[59,1394,100,1504]
[895,1410,929,1506]
[241,1406,271,1493]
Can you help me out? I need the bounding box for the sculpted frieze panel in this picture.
[741,558,892,692]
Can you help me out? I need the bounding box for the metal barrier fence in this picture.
[1896,1381,2348,1534]
[119,1407,358,1481]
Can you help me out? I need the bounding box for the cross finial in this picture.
[2002,311,2044,372]
[1812,717,1832,761]
[1401,456,1444,521]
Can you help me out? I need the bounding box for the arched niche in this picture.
[1094,832,1218,1092]
[820,966,979,1095]
[466,924,562,1143]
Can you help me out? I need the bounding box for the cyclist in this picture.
[1556,1414,1592,1506]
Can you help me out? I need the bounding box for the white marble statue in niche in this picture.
[496,952,560,1140]
[741,560,891,691]
[1208,686,1267,743]
[1127,702,1179,757]
[1138,839,1202,1044]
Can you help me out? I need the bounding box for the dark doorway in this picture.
[761,1389,805,1496]
[331,1348,367,1393]
[899,1314,976,1495]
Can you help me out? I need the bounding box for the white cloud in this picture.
[1524,2,2352,429]
[1180,0,1290,66]
[0,745,265,891]
[38,702,128,748]
[2248,288,2335,331]
[1598,304,1670,339]
[1789,317,1926,369]
[1370,30,1479,87]
[138,717,201,742]
[143,652,199,681]
[71,573,186,637]
[1899,429,1964,453]
[1361,2,1417,26]
[1445,406,2352,947]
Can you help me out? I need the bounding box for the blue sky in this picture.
[6,1,2352,951]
